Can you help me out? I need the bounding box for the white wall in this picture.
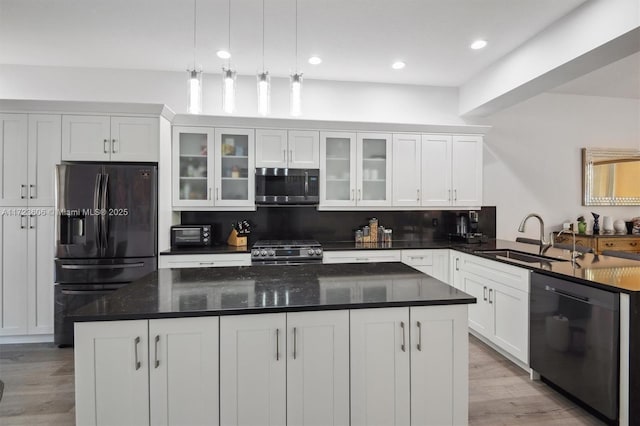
[0,64,463,125]
[483,92,640,241]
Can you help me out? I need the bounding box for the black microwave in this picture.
[171,225,212,247]
[255,168,319,205]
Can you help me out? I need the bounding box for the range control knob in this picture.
[308,249,315,256]
[203,238,209,243]
[260,250,267,257]
[315,248,322,255]
[203,232,209,237]
[268,250,275,256]
[252,249,260,256]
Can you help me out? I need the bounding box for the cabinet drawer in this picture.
[401,250,434,266]
[597,238,640,253]
[159,253,251,268]
[554,234,594,250]
[463,255,530,293]
[322,250,401,264]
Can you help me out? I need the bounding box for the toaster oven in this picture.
[171,225,213,247]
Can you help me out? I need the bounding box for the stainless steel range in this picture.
[251,240,323,264]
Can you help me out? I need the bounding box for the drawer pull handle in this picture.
[276,328,280,361]
[488,288,493,304]
[154,335,160,368]
[409,256,424,260]
[417,321,422,351]
[605,242,614,247]
[630,242,638,247]
[483,286,487,301]
[400,321,406,352]
[293,327,297,360]
[355,257,369,261]
[134,336,141,370]
[199,262,216,266]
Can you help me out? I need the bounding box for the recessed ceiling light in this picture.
[308,56,322,65]
[392,61,405,70]
[470,40,487,50]
[217,50,231,59]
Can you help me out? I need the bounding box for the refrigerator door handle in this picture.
[60,262,145,270]
[93,173,103,249]
[100,173,109,250]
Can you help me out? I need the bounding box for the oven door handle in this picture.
[304,171,309,197]
[60,289,116,296]
[60,262,145,270]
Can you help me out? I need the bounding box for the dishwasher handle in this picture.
[544,285,589,303]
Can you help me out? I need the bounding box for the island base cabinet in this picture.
[287,310,350,426]
[410,305,468,426]
[350,308,411,426]
[75,320,150,426]
[220,313,287,426]
[149,317,219,426]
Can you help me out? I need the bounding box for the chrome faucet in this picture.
[555,228,581,264]
[518,213,551,253]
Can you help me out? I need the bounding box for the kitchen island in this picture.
[72,262,475,426]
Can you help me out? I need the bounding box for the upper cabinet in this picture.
[451,135,483,207]
[62,115,159,162]
[320,131,392,207]
[173,126,215,208]
[0,114,61,207]
[392,134,422,207]
[214,128,255,207]
[255,129,319,169]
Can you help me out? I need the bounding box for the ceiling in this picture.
[0,0,589,87]
[550,52,640,99]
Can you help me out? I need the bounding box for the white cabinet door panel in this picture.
[289,130,320,168]
[110,116,159,162]
[463,273,492,336]
[287,310,349,426]
[421,134,452,207]
[0,214,28,335]
[392,134,421,207]
[256,129,288,168]
[0,114,28,206]
[220,313,286,426]
[28,115,61,207]
[172,126,216,208]
[75,320,149,426]
[452,135,483,207]
[27,213,54,334]
[351,307,410,426]
[214,128,255,207]
[62,115,111,161]
[321,132,357,207]
[357,133,392,207]
[149,316,219,426]
[491,283,529,364]
[410,305,468,426]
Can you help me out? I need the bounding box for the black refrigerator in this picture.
[54,163,158,346]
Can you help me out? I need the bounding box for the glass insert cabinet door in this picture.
[321,132,357,206]
[172,126,215,207]
[214,128,255,207]
[357,133,392,206]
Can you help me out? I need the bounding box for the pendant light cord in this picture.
[262,0,265,72]
[192,0,197,69]
[294,0,298,72]
[228,0,232,67]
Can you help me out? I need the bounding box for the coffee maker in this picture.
[449,211,487,243]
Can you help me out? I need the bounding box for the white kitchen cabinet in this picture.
[351,307,410,426]
[392,133,422,207]
[75,320,150,426]
[158,253,251,269]
[220,313,287,426]
[322,250,401,264]
[1,114,61,207]
[172,126,215,208]
[455,252,530,364]
[149,317,219,426]
[214,128,255,207]
[0,212,54,337]
[256,129,319,169]
[401,249,450,283]
[287,310,350,426]
[421,134,483,207]
[410,305,468,426]
[62,115,158,162]
[450,250,464,289]
[321,132,391,207]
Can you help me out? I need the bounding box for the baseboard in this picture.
[468,329,531,373]
[0,334,54,344]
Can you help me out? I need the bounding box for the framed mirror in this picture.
[583,148,640,205]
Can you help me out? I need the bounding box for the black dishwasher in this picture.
[530,272,619,422]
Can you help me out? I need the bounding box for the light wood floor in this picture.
[0,335,604,425]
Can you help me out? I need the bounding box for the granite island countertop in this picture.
[71,262,476,322]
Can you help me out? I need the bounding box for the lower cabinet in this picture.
[159,253,251,268]
[401,249,450,283]
[453,252,530,365]
[220,310,350,426]
[351,305,468,426]
[75,317,219,426]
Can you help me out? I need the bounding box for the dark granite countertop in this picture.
[71,263,476,322]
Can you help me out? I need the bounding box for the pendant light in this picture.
[257,0,270,116]
[222,0,236,113]
[290,0,303,116]
[187,0,202,114]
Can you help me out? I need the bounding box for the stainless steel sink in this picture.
[475,249,569,264]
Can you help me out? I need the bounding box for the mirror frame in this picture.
[582,147,640,206]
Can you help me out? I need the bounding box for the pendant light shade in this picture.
[222,67,237,113]
[257,72,270,116]
[290,73,302,117]
[187,69,203,114]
